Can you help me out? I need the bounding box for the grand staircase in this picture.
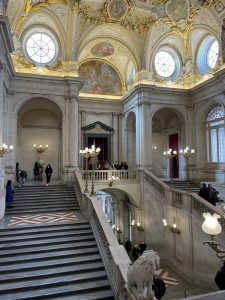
[1,185,114,300]
[163,180,200,193]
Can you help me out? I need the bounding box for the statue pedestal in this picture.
[125,284,156,300]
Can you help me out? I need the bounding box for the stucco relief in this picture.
[23,14,56,31]
[48,5,68,32]
[193,8,220,32]
[7,0,20,26]
[78,61,122,96]
[165,0,189,23]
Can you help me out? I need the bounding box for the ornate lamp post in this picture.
[79,147,91,193]
[163,148,177,183]
[89,145,101,197]
[179,146,195,186]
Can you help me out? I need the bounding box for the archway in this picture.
[17,98,62,181]
[126,112,136,168]
[152,108,185,179]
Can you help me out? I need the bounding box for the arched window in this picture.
[154,49,180,80]
[197,36,219,74]
[206,105,225,162]
[23,28,58,65]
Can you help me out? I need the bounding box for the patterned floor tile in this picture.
[8,212,77,226]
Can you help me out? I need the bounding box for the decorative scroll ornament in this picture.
[76,0,157,36]
[202,0,221,8]
[46,60,63,71]
[153,0,167,4]
[17,56,35,68]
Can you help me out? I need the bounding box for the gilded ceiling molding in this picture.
[202,0,220,8]
[17,55,35,68]
[75,0,157,36]
[46,60,62,71]
[161,7,199,61]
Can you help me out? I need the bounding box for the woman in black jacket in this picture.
[45,164,53,186]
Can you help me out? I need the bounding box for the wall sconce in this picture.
[163,219,181,234]
[0,143,13,157]
[202,212,225,261]
[116,227,122,234]
[152,146,157,150]
[33,144,48,153]
[108,175,119,187]
[131,220,144,231]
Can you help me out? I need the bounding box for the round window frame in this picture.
[153,48,181,80]
[197,36,219,75]
[22,28,59,66]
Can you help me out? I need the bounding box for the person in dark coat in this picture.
[125,238,132,254]
[152,274,166,299]
[33,162,39,181]
[215,262,225,290]
[139,241,147,256]
[16,162,19,184]
[131,244,140,261]
[198,183,209,201]
[45,164,53,186]
[5,180,14,208]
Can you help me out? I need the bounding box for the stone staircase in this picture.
[1,185,114,300]
[163,180,200,193]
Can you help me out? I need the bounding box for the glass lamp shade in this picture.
[202,213,222,236]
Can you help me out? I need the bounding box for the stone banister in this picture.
[81,169,141,183]
[74,171,131,299]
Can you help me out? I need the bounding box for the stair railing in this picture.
[74,171,131,300]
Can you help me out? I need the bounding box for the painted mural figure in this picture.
[221,18,225,63]
[109,0,128,20]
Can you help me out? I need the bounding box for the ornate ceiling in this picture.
[6,0,225,96]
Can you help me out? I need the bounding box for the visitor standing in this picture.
[45,164,53,186]
[33,161,39,181]
[16,162,19,185]
[139,241,147,256]
[5,180,14,208]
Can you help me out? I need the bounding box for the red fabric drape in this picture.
[169,133,179,179]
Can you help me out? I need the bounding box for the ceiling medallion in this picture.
[76,0,157,36]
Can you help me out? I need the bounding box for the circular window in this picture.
[154,51,176,78]
[25,32,57,65]
[207,40,219,69]
[197,36,219,74]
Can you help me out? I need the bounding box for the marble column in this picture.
[69,96,79,169]
[0,61,5,220]
[136,103,152,169]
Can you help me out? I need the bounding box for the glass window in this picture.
[25,32,57,65]
[197,36,219,74]
[207,40,219,69]
[206,105,225,163]
[154,51,175,78]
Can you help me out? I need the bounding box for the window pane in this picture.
[154,51,175,78]
[218,127,225,162]
[207,40,219,69]
[211,129,218,162]
[26,32,56,64]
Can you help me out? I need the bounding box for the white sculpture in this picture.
[127,250,160,300]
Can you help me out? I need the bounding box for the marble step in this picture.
[13,197,77,202]
[0,279,112,300]
[0,253,102,273]
[0,229,93,243]
[0,234,95,250]
[46,289,114,300]
[5,207,79,214]
[0,220,89,232]
[0,261,105,283]
[0,247,99,265]
[9,202,78,208]
[0,224,91,237]
[14,192,77,197]
[0,270,108,293]
[0,240,97,257]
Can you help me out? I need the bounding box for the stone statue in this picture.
[182,59,193,75]
[221,18,225,63]
[127,250,160,300]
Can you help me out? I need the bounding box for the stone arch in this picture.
[16,97,63,181]
[126,111,136,168]
[151,106,186,179]
[96,187,140,242]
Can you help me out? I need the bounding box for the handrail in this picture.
[74,171,131,299]
[80,169,141,183]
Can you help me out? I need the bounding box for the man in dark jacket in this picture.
[215,262,225,290]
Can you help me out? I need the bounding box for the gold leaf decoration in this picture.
[17,56,35,68]
[45,60,63,71]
